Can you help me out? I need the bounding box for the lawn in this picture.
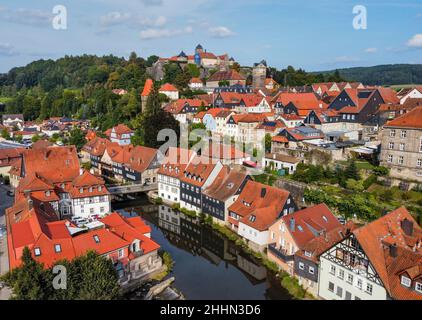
[337,160,374,171]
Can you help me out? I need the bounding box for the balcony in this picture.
[268,244,294,262]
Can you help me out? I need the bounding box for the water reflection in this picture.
[116,201,292,300]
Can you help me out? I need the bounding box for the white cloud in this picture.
[364,47,377,53]
[406,34,422,48]
[335,56,360,62]
[140,26,192,40]
[209,26,235,38]
[1,8,52,27]
[100,12,131,27]
[0,43,17,56]
[99,12,167,28]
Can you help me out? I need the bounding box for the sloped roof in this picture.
[141,79,154,97]
[208,69,245,82]
[203,166,248,201]
[384,106,422,129]
[280,203,342,249]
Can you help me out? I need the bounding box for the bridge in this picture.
[107,183,158,195]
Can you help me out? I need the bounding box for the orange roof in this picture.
[384,106,422,129]
[378,87,400,104]
[159,83,178,92]
[164,99,207,114]
[271,136,289,143]
[228,180,291,231]
[190,77,203,84]
[180,156,218,187]
[141,79,153,97]
[21,146,80,183]
[280,204,342,249]
[353,207,422,300]
[208,69,245,82]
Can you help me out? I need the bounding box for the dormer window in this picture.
[304,251,312,257]
[89,187,93,193]
[34,247,41,256]
[98,186,102,192]
[61,183,65,189]
[93,235,100,243]
[401,275,411,287]
[298,225,304,232]
[55,244,62,253]
[249,215,256,222]
[79,188,83,194]
[416,282,422,294]
[45,190,51,197]
[322,215,328,223]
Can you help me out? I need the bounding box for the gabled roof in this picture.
[208,69,245,82]
[353,207,422,300]
[228,180,291,231]
[180,155,219,187]
[280,203,342,249]
[384,106,422,129]
[159,83,178,92]
[202,166,249,202]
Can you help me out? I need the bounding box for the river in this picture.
[113,197,293,300]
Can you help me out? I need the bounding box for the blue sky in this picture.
[0,0,421,73]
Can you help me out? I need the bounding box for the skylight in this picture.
[93,235,100,243]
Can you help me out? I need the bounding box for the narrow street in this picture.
[0,182,13,300]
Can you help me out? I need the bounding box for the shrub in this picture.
[363,174,378,190]
[373,166,389,176]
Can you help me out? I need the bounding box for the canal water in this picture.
[113,197,293,300]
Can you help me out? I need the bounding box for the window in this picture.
[34,247,41,256]
[388,142,394,150]
[118,249,124,258]
[401,276,411,287]
[304,251,312,258]
[299,262,305,270]
[401,130,407,138]
[93,235,100,243]
[357,279,363,290]
[387,155,393,163]
[328,282,335,292]
[398,156,404,165]
[345,291,352,300]
[347,274,354,284]
[416,282,422,293]
[309,266,315,275]
[399,143,405,151]
[355,296,361,300]
[338,269,344,279]
[336,286,343,298]
[417,159,422,168]
[330,265,336,275]
[55,244,62,253]
[366,283,373,295]
[390,130,396,137]
[420,139,422,152]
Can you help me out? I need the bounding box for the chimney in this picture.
[401,219,414,237]
[389,243,398,258]
[290,218,295,232]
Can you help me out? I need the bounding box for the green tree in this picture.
[345,160,360,181]
[15,134,23,143]
[265,133,272,153]
[1,247,51,300]
[1,128,10,139]
[136,85,180,149]
[68,127,86,150]
[31,134,41,143]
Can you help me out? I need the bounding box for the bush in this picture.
[154,197,163,205]
[363,174,378,190]
[373,166,389,176]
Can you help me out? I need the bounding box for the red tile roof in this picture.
[384,106,422,129]
[159,83,178,92]
[203,166,248,202]
[280,203,342,249]
[353,207,422,300]
[228,180,291,231]
[180,155,219,187]
[141,79,154,97]
[208,69,245,82]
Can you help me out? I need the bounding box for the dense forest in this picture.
[317,64,422,86]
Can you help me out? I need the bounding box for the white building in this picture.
[318,207,422,300]
[263,153,302,174]
[108,124,134,146]
[159,83,179,101]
